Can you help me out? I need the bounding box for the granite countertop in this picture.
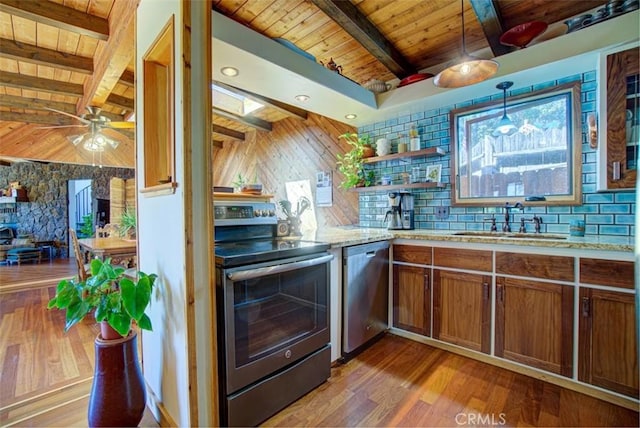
[308,226,634,253]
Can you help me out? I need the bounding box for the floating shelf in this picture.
[362,147,446,164]
[349,182,446,193]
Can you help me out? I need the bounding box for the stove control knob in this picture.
[261,211,268,217]
[269,210,276,217]
[254,210,262,217]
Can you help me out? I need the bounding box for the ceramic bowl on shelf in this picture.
[364,79,392,93]
[500,21,548,48]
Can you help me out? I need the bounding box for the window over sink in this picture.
[451,81,582,206]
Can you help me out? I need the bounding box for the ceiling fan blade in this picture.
[44,107,91,124]
[107,121,135,129]
[35,124,89,129]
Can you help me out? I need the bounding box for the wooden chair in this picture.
[69,228,89,281]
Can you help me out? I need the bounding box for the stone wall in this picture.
[0,162,134,243]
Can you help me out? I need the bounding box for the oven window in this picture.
[232,262,328,367]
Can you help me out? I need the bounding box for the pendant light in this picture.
[493,81,518,136]
[433,0,499,88]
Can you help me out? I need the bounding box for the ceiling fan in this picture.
[41,106,135,132]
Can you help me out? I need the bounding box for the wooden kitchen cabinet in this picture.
[392,245,432,335]
[495,277,574,377]
[393,264,430,336]
[433,270,491,354]
[604,45,639,190]
[578,287,638,397]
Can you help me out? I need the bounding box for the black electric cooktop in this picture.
[215,238,330,268]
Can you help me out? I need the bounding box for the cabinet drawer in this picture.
[580,258,634,289]
[393,245,432,265]
[433,247,492,272]
[496,252,574,282]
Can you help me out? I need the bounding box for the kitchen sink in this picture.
[453,231,567,240]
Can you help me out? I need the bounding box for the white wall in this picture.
[136,1,190,426]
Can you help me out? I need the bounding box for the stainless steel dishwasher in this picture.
[342,240,390,355]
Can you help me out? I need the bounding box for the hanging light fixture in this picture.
[433,0,499,88]
[492,81,518,136]
[67,123,120,167]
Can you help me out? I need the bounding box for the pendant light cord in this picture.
[460,0,467,56]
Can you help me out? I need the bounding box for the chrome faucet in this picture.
[502,202,524,232]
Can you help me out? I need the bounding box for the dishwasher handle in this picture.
[227,254,334,281]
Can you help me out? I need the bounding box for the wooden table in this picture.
[78,238,137,268]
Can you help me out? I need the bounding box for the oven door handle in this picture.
[226,254,334,281]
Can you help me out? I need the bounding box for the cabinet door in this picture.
[433,270,490,353]
[606,46,639,189]
[496,277,573,377]
[392,264,430,336]
[579,288,639,397]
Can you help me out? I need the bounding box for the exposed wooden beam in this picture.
[0,94,76,114]
[0,38,93,74]
[212,125,245,142]
[76,0,139,114]
[0,111,77,126]
[469,0,512,57]
[310,0,416,78]
[119,70,135,87]
[0,0,109,41]
[106,93,135,111]
[212,108,272,132]
[214,81,308,121]
[0,71,83,97]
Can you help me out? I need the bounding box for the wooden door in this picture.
[433,270,491,353]
[606,46,639,189]
[496,277,574,377]
[393,264,430,336]
[579,288,639,397]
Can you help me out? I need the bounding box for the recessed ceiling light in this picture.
[295,94,310,102]
[345,114,357,120]
[221,67,239,77]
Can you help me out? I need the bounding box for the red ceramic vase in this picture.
[88,330,146,427]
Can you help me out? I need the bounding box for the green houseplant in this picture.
[48,257,158,427]
[336,132,373,189]
[119,207,137,240]
[48,257,157,336]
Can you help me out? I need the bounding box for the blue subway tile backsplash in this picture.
[357,71,636,237]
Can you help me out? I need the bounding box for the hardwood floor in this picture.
[1,260,638,427]
[264,334,639,427]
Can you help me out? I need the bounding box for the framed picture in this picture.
[426,164,442,183]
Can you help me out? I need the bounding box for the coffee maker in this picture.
[384,191,414,230]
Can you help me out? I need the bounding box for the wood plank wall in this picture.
[212,113,359,227]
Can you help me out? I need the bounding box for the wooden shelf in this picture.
[363,147,446,164]
[349,182,446,192]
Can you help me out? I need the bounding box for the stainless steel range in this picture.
[214,200,332,427]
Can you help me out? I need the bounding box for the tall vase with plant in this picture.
[47,258,158,427]
[336,132,374,189]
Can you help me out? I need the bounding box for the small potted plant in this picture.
[118,207,137,240]
[336,132,374,189]
[47,258,157,427]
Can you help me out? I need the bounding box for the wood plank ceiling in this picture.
[0,0,611,167]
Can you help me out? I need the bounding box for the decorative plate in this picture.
[500,21,548,48]
[398,73,434,88]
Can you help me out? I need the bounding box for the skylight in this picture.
[212,84,263,116]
